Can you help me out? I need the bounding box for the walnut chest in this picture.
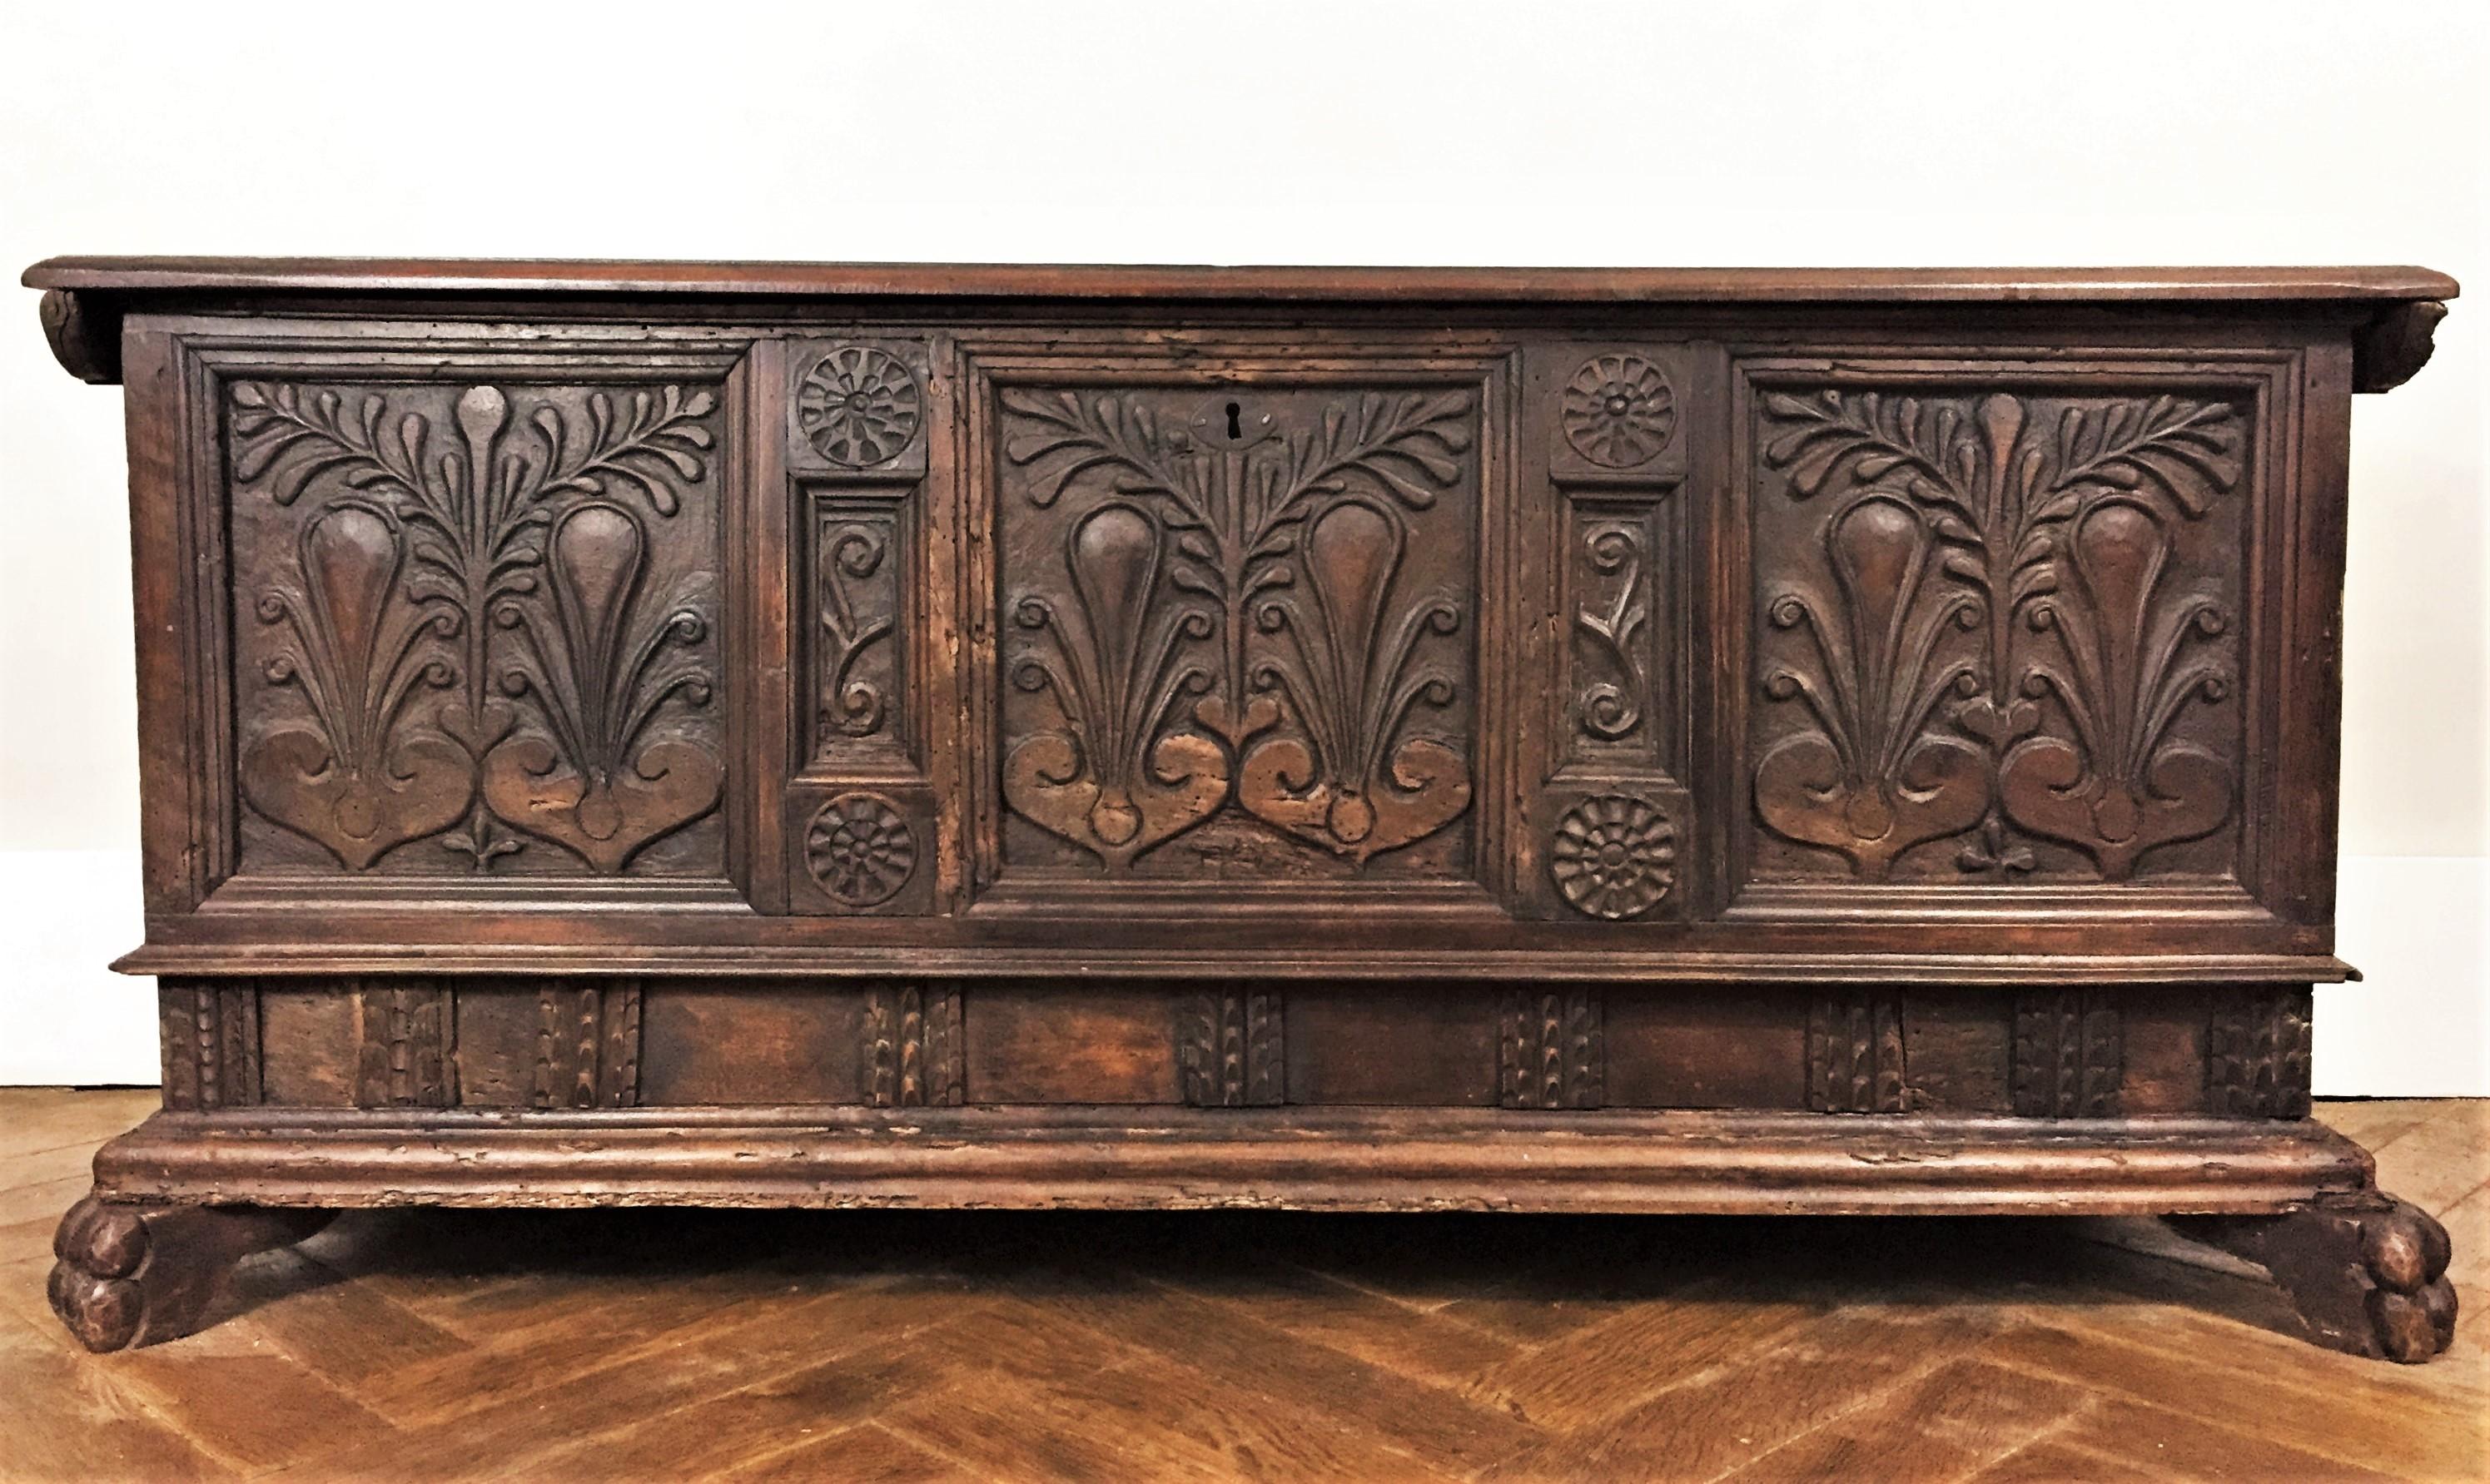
[25,258,2460,1362]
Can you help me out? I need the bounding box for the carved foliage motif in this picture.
[1180,990,1286,1106]
[2209,986,2313,1119]
[2012,990,2122,1118]
[1549,795,1676,920]
[1753,387,2245,881]
[353,983,455,1109]
[1807,991,1906,1113]
[999,386,1477,871]
[530,981,642,1109]
[1500,990,1603,1109]
[804,792,917,908]
[158,982,261,1112]
[862,985,964,1107]
[227,381,724,875]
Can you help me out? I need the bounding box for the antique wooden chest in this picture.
[26,258,2458,1362]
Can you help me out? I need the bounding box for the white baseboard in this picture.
[2,850,2481,1094]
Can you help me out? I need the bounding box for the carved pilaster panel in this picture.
[2208,986,2314,1118]
[1807,991,1906,1113]
[993,379,1481,881]
[529,981,643,1109]
[862,984,965,1108]
[2011,990,2123,1117]
[1499,990,1604,1109]
[808,504,907,763]
[157,981,261,1111]
[1563,501,1673,770]
[1180,990,1285,1107]
[1745,378,2249,885]
[352,983,456,1109]
[224,378,728,877]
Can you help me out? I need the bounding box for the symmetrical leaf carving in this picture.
[1753,387,2245,881]
[999,387,1476,871]
[227,380,723,875]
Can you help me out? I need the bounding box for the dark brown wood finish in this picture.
[21,258,2458,1362]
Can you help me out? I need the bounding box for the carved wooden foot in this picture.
[2174,1196,2458,1363]
[47,1194,333,1352]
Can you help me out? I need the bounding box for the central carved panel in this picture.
[995,383,1481,880]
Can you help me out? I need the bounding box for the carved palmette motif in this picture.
[999,387,1476,871]
[2012,990,2122,1118]
[1752,389,2245,881]
[158,982,261,1111]
[353,983,456,1109]
[226,381,724,875]
[2208,986,2314,1118]
[862,984,964,1107]
[1180,990,1286,1106]
[1807,991,1906,1113]
[530,981,642,1109]
[1499,990,1603,1109]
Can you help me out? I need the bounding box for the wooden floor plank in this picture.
[2366,1101,2490,1216]
[1046,1272,1548,1474]
[1475,1308,1998,1483]
[1979,1319,2489,1481]
[0,1087,158,1161]
[713,1422,981,1484]
[2033,1394,2398,1482]
[0,1315,236,1483]
[1712,1354,2091,1482]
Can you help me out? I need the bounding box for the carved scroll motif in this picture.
[227,381,723,875]
[862,985,964,1107]
[1753,389,2244,881]
[1499,990,1603,1109]
[1180,990,1286,1107]
[1574,519,1652,742]
[999,388,1476,871]
[816,517,897,747]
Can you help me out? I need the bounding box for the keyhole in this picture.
[1225,401,1244,441]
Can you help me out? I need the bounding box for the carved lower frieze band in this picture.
[152,977,2331,1122]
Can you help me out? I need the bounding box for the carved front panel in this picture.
[225,379,728,878]
[1744,377,2251,886]
[992,380,1483,883]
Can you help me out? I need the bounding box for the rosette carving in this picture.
[1549,794,1676,920]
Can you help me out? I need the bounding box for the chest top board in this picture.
[24,257,2462,1364]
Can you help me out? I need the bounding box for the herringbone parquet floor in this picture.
[2,1090,2483,1482]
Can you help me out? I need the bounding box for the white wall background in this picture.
[2,1,2481,1092]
